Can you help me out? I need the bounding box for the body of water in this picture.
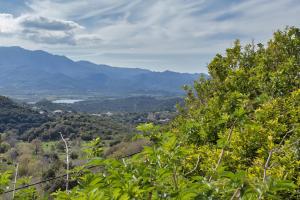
[52,99,84,104]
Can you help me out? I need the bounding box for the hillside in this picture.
[35,96,183,113]
[0,95,175,142]
[0,96,49,134]
[0,47,204,98]
[71,96,182,113]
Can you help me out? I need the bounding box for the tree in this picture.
[31,139,42,155]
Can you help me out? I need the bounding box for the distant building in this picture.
[53,110,63,114]
[147,113,159,121]
[147,113,156,121]
[39,110,46,115]
[105,112,113,116]
[91,113,102,117]
[159,118,170,123]
[31,106,38,110]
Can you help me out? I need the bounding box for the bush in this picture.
[42,168,56,179]
[70,152,79,160]
[0,142,10,153]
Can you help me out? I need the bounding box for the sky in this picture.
[0,0,299,73]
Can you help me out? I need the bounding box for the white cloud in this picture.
[0,13,83,44]
[0,13,19,33]
[19,15,83,31]
[19,15,83,44]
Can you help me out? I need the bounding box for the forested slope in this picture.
[35,96,183,113]
[0,96,49,134]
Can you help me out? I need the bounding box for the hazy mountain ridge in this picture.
[0,46,206,97]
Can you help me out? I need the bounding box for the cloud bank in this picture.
[0,13,82,44]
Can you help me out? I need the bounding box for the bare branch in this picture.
[12,163,19,199]
[60,133,69,193]
[230,188,240,200]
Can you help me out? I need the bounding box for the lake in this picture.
[52,99,84,104]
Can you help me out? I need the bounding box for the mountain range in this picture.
[0,46,206,99]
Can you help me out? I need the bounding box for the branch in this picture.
[60,133,69,193]
[185,154,201,176]
[263,128,294,182]
[275,138,299,154]
[172,167,178,191]
[263,150,273,183]
[259,128,294,199]
[148,191,152,200]
[275,128,294,151]
[209,120,236,181]
[230,188,240,200]
[12,163,19,199]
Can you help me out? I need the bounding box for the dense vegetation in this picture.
[0,27,299,199]
[35,96,183,113]
[21,113,135,142]
[0,96,49,134]
[1,96,175,142]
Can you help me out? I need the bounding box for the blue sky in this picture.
[0,0,299,73]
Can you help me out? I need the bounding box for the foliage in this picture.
[14,177,38,200]
[0,171,11,193]
[83,138,103,158]
[22,113,135,142]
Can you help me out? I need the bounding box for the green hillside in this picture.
[0,96,49,134]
